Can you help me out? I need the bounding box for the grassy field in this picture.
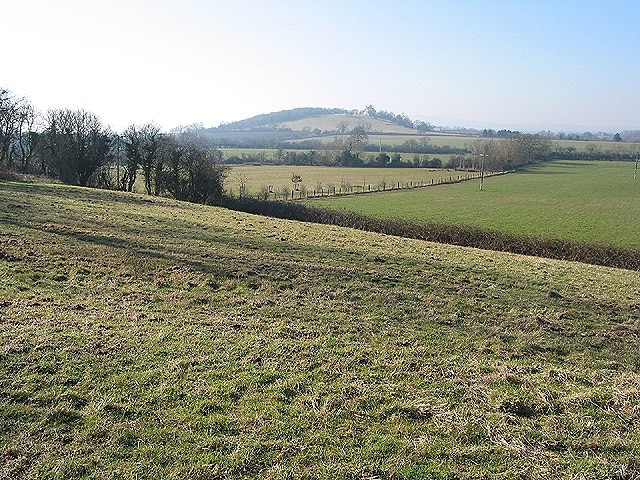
[309,160,640,250]
[286,134,638,153]
[553,139,639,154]
[227,165,472,198]
[285,133,474,149]
[1,180,640,478]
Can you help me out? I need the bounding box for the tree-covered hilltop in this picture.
[209,108,355,132]
[204,106,435,134]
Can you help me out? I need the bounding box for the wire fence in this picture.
[267,170,514,201]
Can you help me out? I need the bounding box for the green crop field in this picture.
[309,160,640,250]
[227,165,474,198]
[1,180,639,478]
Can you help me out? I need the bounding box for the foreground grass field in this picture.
[1,181,639,479]
[310,160,640,250]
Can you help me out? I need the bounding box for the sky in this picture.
[3,0,640,133]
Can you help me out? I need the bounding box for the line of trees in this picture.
[0,88,227,204]
[0,89,39,174]
[362,105,435,132]
[222,133,549,171]
[444,136,552,171]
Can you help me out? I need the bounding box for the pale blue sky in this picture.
[3,0,639,132]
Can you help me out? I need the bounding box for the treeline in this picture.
[361,105,435,132]
[0,88,227,204]
[482,127,632,143]
[224,134,551,171]
[444,136,553,170]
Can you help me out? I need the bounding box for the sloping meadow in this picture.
[1,182,639,479]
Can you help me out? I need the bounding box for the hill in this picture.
[1,181,639,478]
[199,107,423,146]
[212,107,352,132]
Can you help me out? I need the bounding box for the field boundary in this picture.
[270,170,515,201]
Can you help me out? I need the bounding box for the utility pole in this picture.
[479,143,488,191]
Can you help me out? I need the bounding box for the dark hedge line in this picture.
[218,197,640,271]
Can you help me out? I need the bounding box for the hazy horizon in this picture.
[3,0,639,133]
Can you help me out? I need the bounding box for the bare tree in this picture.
[14,102,40,173]
[496,133,551,169]
[156,135,229,204]
[42,109,111,186]
[123,123,161,194]
[0,88,34,171]
[236,172,249,198]
[291,173,302,191]
[346,125,369,152]
[121,125,141,191]
[139,123,160,195]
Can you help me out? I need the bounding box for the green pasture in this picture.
[1,181,639,478]
[309,160,640,250]
[366,133,473,149]
[553,139,639,154]
[227,165,472,198]
[287,133,472,149]
[220,148,284,160]
[225,136,638,154]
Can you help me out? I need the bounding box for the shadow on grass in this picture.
[516,162,583,175]
[3,180,639,271]
[219,197,640,271]
[1,206,371,289]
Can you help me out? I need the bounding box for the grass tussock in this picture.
[1,181,640,479]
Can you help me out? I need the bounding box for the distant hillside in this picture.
[211,107,352,132]
[279,113,417,134]
[198,107,426,146]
